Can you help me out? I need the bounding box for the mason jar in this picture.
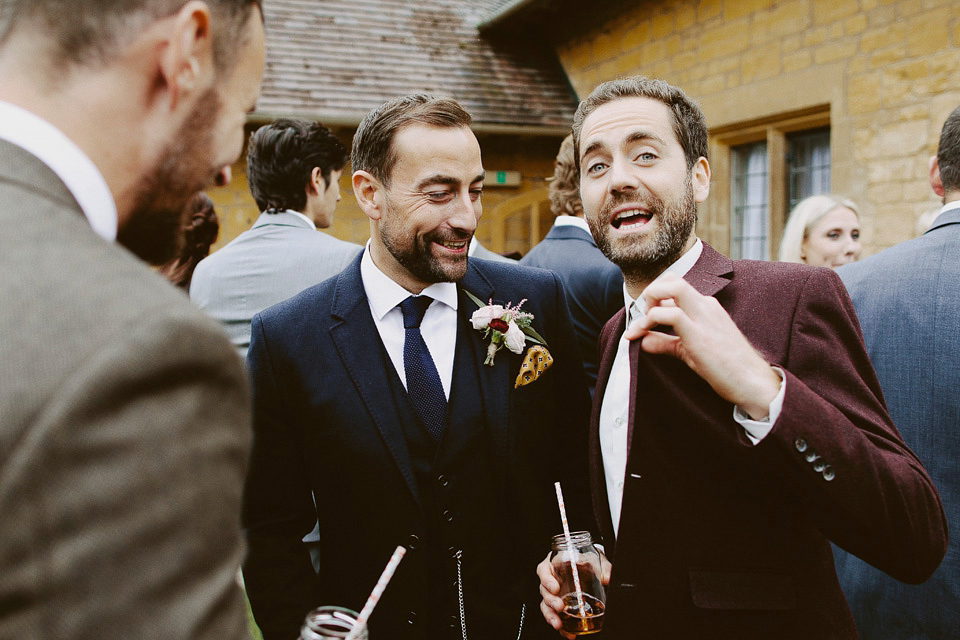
[299,605,368,640]
[549,531,606,635]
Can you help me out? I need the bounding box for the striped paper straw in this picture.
[346,545,407,640]
[554,482,586,618]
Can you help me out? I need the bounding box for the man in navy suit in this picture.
[834,104,960,638]
[242,95,594,640]
[521,134,623,393]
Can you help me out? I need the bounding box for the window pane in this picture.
[788,128,830,211]
[731,141,768,260]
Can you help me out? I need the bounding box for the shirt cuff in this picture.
[733,366,786,445]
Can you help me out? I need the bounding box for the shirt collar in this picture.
[360,241,459,320]
[0,101,117,241]
[624,238,704,326]
[284,209,317,230]
[552,215,592,234]
[939,200,960,216]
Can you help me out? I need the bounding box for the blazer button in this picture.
[805,451,819,463]
[407,611,418,625]
[407,534,420,550]
[813,459,827,473]
[795,438,808,452]
[822,465,836,481]
[443,509,455,523]
[437,474,450,487]
[449,615,459,628]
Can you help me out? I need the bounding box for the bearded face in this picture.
[119,89,221,265]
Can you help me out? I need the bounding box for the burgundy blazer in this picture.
[590,244,946,639]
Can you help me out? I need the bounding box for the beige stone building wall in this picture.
[555,0,960,256]
[207,129,561,257]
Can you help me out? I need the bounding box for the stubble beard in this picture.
[379,197,472,285]
[118,89,221,265]
[588,174,697,284]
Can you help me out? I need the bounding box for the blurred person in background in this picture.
[778,194,862,267]
[160,192,220,289]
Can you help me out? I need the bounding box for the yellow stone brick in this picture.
[666,34,683,56]
[878,119,930,156]
[676,5,697,30]
[954,21,960,45]
[844,13,868,35]
[725,0,771,21]
[813,0,859,25]
[598,59,621,81]
[867,182,905,205]
[803,26,829,47]
[782,49,813,73]
[741,44,782,82]
[621,20,652,52]
[699,72,726,94]
[652,12,675,39]
[813,40,858,64]
[643,39,669,63]
[895,0,923,18]
[870,45,908,69]
[563,41,593,71]
[867,5,896,27]
[752,0,811,41]
[848,71,883,115]
[698,18,752,58]
[913,53,960,97]
[781,34,802,52]
[859,23,907,52]
[847,54,869,74]
[618,50,644,74]
[706,55,741,74]
[725,70,741,89]
[867,158,915,184]
[672,50,699,70]
[592,30,622,62]
[906,9,951,57]
[698,0,722,23]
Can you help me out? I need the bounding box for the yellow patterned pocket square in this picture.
[514,345,554,388]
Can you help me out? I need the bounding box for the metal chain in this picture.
[455,550,527,640]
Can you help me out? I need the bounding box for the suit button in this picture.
[449,615,459,628]
[437,474,450,487]
[407,611,418,625]
[805,451,818,463]
[822,465,836,481]
[795,438,808,452]
[443,509,455,523]
[813,459,827,473]
[407,534,420,550]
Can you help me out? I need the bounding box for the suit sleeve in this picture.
[242,314,322,640]
[757,268,947,583]
[33,314,253,639]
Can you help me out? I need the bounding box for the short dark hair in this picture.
[352,94,472,186]
[0,0,261,73]
[937,104,960,194]
[549,134,583,217]
[246,118,349,213]
[572,76,708,172]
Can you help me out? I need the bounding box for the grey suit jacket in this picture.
[835,205,960,639]
[190,211,362,358]
[470,239,517,263]
[0,140,252,638]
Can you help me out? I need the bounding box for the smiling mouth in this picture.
[611,208,652,230]
[433,238,469,252]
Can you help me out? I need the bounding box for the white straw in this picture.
[346,545,407,640]
[554,482,586,618]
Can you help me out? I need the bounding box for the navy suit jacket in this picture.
[835,206,960,639]
[520,222,623,392]
[591,244,946,639]
[242,253,593,640]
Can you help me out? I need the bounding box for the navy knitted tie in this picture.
[399,296,446,442]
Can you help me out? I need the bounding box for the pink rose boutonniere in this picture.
[466,290,547,367]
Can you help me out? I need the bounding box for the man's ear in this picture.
[930,155,945,197]
[692,156,711,203]
[353,170,383,221]
[306,167,325,197]
[159,1,215,108]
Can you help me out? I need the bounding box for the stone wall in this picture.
[555,0,960,255]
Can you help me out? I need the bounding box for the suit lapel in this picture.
[684,243,734,298]
[458,264,512,480]
[328,258,421,507]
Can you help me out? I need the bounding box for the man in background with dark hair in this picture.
[191,118,361,358]
[521,134,623,394]
[243,94,593,640]
[834,104,960,639]
[0,0,265,638]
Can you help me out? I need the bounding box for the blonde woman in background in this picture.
[778,194,862,267]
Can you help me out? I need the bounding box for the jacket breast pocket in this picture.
[689,569,796,611]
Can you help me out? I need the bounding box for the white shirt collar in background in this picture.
[552,215,592,234]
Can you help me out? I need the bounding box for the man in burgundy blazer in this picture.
[537,76,947,639]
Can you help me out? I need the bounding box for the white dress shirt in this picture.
[0,101,116,241]
[551,214,592,234]
[600,239,786,535]
[360,245,458,398]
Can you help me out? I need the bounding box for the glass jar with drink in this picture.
[299,605,368,640]
[549,531,605,635]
